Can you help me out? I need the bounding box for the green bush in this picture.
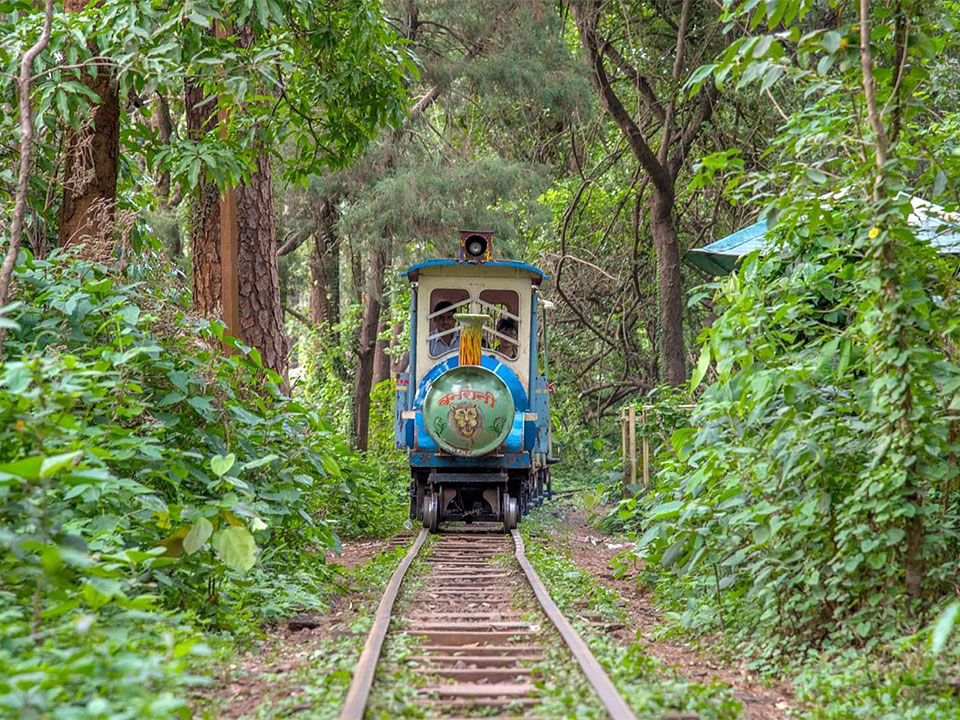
[0,251,403,715]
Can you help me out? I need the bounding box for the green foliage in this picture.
[604,3,960,717]
[0,251,403,714]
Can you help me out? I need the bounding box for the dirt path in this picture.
[194,534,407,718]
[551,504,795,720]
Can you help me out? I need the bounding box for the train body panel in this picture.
[397,232,553,531]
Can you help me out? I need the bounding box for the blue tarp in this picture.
[686,198,960,276]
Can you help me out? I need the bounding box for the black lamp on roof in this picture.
[459,230,493,262]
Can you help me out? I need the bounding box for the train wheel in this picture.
[421,495,438,533]
[503,494,519,531]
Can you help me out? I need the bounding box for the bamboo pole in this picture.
[641,406,649,487]
[628,404,637,489]
[620,407,628,482]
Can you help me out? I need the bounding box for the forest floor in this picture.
[194,535,408,718]
[545,501,796,720]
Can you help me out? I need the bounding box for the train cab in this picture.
[395,231,553,531]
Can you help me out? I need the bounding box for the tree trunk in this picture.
[352,246,386,451]
[236,152,288,377]
[58,2,119,261]
[649,187,686,385]
[309,197,340,329]
[372,306,390,387]
[185,76,221,317]
[186,76,288,377]
[154,92,173,206]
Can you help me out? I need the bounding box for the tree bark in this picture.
[352,245,386,450]
[58,0,120,260]
[309,196,340,330]
[154,92,174,206]
[185,76,221,317]
[650,187,686,385]
[372,303,390,387]
[236,152,288,377]
[0,0,53,359]
[186,75,288,376]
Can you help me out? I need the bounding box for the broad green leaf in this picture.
[215,526,257,572]
[40,451,83,479]
[931,601,960,655]
[241,454,279,470]
[183,517,214,554]
[691,345,711,391]
[210,453,236,478]
[0,455,44,481]
[822,31,842,54]
[648,501,684,521]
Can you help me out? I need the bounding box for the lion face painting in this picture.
[449,403,482,439]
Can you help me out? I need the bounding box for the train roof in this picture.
[404,259,548,283]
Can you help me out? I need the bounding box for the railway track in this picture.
[340,525,636,719]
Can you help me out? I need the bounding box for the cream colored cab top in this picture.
[415,264,535,390]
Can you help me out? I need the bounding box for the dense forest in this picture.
[2,0,960,717]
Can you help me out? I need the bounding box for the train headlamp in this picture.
[459,230,493,262]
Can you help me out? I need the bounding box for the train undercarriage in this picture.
[411,467,551,532]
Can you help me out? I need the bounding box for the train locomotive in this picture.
[394,231,555,532]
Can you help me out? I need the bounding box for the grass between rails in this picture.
[519,504,741,719]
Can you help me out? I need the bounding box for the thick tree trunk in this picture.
[236,153,288,377]
[186,77,288,376]
[650,187,686,385]
[309,198,340,329]
[352,246,386,451]
[58,4,119,260]
[185,77,221,317]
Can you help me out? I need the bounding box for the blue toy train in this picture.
[394,231,555,531]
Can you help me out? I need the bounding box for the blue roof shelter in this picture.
[686,198,960,276]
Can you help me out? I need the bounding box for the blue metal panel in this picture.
[414,411,438,452]
[505,411,525,452]
[531,375,549,453]
[409,451,531,469]
[414,355,529,411]
[404,259,548,282]
[394,372,410,448]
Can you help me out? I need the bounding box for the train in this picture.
[394,231,555,532]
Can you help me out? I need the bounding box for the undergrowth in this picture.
[0,251,406,717]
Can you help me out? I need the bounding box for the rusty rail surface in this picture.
[512,529,636,720]
[339,526,636,719]
[339,527,429,719]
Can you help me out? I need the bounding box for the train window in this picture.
[427,289,469,358]
[478,289,520,360]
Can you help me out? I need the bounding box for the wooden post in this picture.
[620,407,628,482]
[628,403,637,489]
[216,21,240,343]
[641,406,650,487]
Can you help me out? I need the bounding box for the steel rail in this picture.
[339,527,429,720]
[512,529,638,720]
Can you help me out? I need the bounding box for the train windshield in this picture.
[479,289,519,359]
[426,288,521,360]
